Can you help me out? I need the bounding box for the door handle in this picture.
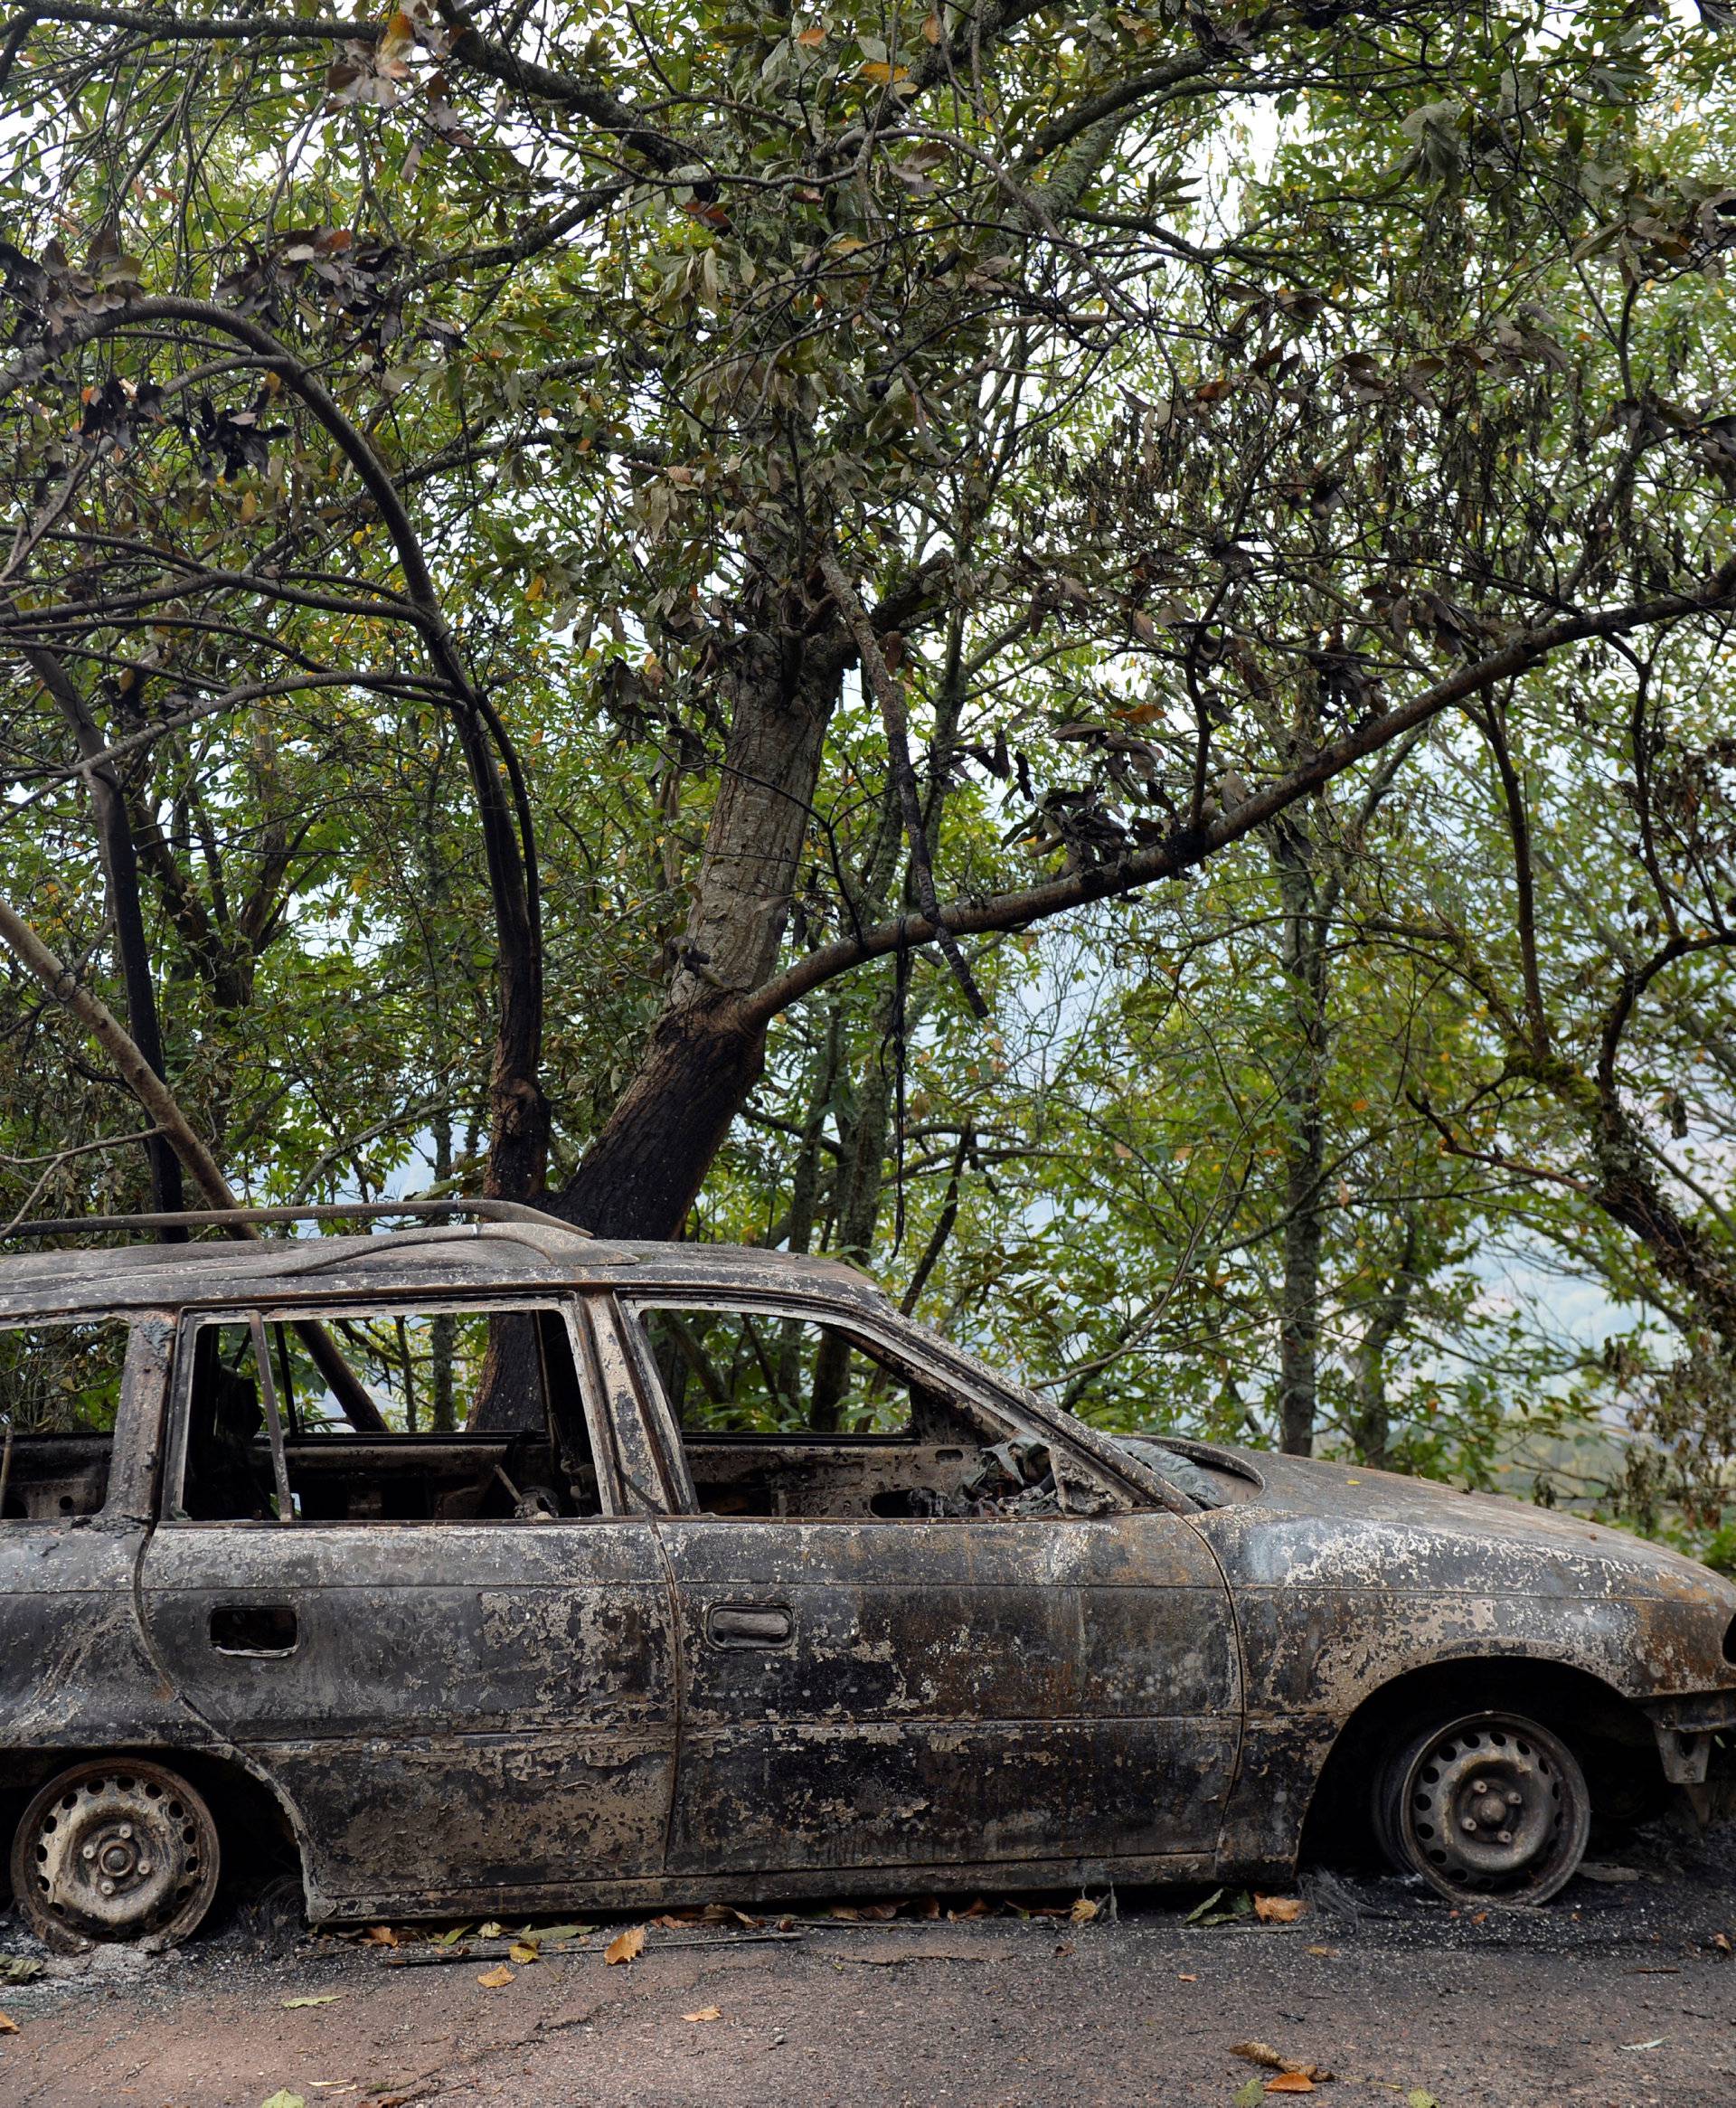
[706,1602,792,1649]
[209,1602,298,1657]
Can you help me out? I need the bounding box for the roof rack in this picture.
[0,1198,590,1241]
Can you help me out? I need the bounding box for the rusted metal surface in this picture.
[1,1217,1735,1939]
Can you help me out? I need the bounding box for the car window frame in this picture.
[158,1292,624,1525]
[611,1287,1156,1522]
[0,1311,170,1529]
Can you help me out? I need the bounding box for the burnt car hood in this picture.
[1154,1442,1736,1612]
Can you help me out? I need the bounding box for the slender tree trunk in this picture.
[23,646,185,1229]
[810,996,896,1428]
[1352,1212,1420,1470]
[1272,818,1329,1456]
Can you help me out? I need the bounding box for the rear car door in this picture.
[137,1295,674,1921]
[604,1292,1241,1886]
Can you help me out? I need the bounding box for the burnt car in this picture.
[1,1199,1732,1950]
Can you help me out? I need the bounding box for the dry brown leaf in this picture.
[1265,2076,1316,2094]
[1305,1945,1339,1959]
[605,1925,646,1966]
[476,1964,514,1989]
[683,2007,722,2023]
[1178,1973,1199,1982]
[1231,2043,1333,2082]
[0,2013,17,2035]
[362,1924,400,1948]
[1253,1895,1307,1924]
[1070,1897,1100,1924]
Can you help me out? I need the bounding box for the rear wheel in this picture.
[9,1760,221,1952]
[1373,1709,1590,1906]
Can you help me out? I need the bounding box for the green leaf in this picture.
[260,2094,307,2108]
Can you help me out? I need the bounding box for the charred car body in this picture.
[1,1202,1733,1950]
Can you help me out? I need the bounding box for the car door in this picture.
[136,1295,675,1920]
[602,1290,1241,1886]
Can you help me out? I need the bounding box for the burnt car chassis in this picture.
[1,1200,1733,1951]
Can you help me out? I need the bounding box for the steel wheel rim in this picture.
[1395,1712,1589,1906]
[10,1762,220,1952]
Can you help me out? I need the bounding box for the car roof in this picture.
[0,1225,893,1326]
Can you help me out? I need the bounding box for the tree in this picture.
[3,0,1736,1469]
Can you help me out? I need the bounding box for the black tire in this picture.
[9,1759,222,1952]
[1373,1709,1590,1907]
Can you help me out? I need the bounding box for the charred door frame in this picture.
[590,1290,1239,1888]
[137,1288,684,1918]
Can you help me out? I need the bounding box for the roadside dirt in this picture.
[4,1817,1736,2107]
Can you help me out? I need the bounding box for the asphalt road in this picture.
[4,1818,1736,2107]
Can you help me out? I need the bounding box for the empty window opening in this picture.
[635,1305,1108,1522]
[179,1307,599,1524]
[0,1319,126,1522]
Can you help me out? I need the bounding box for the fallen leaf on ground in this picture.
[1053,1941,1075,1957]
[1265,2075,1315,2094]
[259,2094,306,2108]
[605,1925,646,1966]
[1712,1932,1732,1957]
[683,2007,722,2022]
[1253,1895,1307,1924]
[0,1960,42,1985]
[536,1924,592,1942]
[0,2012,17,2034]
[1178,1972,1199,1981]
[434,1925,471,1947]
[508,1943,539,1964]
[478,1920,503,1938]
[1233,2082,1264,2108]
[1071,1896,1100,1924]
[1621,2038,1666,2051]
[282,1995,341,2009]
[476,1964,515,1989]
[1231,2041,1334,2082]
[361,1926,399,1948]
[1408,2091,1440,2107]
[1305,1946,1339,1959]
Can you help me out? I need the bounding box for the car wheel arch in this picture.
[0,1746,307,1927]
[1296,1654,1665,1870]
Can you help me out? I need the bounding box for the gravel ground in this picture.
[3,1818,1735,2107]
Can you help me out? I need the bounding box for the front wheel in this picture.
[1373,1710,1590,1906]
[9,1760,222,1952]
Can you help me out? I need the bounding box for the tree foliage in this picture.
[4,0,1736,1526]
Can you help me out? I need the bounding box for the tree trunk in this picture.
[24,646,185,1229]
[809,997,895,1429]
[556,617,849,1240]
[1352,1213,1420,1470]
[1273,818,1329,1457]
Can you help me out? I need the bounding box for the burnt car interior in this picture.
[637,1303,1113,1520]
[0,1319,127,1521]
[177,1304,601,1522]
